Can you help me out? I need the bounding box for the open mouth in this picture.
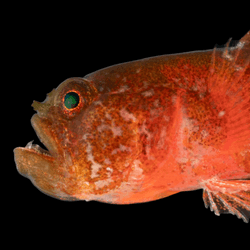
[24,140,52,157]
[30,114,58,156]
[14,114,56,177]
[15,113,57,159]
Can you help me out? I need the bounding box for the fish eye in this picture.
[64,91,80,109]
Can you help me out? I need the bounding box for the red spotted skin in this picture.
[82,50,250,203]
[14,40,250,204]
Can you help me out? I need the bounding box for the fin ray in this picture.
[203,179,250,223]
[207,31,250,152]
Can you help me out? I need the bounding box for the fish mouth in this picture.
[14,114,57,177]
[29,114,57,156]
[22,140,52,156]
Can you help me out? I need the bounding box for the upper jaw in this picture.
[30,114,59,157]
[14,114,58,160]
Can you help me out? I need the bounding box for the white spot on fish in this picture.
[97,122,122,137]
[163,115,170,122]
[195,78,205,86]
[117,85,129,93]
[82,133,92,140]
[119,108,137,122]
[179,157,188,164]
[173,78,180,83]
[105,113,112,120]
[97,124,109,133]
[120,144,131,152]
[106,167,113,173]
[172,95,177,104]
[150,108,160,118]
[223,53,233,61]
[94,167,114,189]
[111,144,131,155]
[141,89,154,97]
[183,77,189,84]
[136,68,141,73]
[236,41,245,49]
[218,111,225,117]
[130,160,143,180]
[193,125,199,132]
[157,127,167,149]
[116,160,144,194]
[201,130,209,138]
[94,100,104,106]
[192,84,198,91]
[154,99,159,107]
[111,122,123,136]
[104,158,111,165]
[95,179,113,189]
[86,143,103,179]
[190,158,200,168]
[234,65,244,71]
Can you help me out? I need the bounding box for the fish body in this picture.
[14,32,250,222]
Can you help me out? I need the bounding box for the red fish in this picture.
[14,31,250,222]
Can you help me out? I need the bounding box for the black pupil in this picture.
[64,92,80,109]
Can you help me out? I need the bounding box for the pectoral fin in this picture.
[202,179,250,223]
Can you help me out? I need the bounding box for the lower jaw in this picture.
[14,146,54,178]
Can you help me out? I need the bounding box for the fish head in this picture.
[14,77,141,201]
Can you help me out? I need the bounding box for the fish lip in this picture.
[27,114,58,157]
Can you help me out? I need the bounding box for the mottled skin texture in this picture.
[14,32,250,221]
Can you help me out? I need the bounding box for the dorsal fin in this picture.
[206,31,250,151]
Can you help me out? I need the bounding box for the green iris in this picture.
[64,92,80,109]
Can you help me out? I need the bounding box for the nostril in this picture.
[32,100,50,116]
[32,100,42,112]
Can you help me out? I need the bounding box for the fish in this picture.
[14,31,250,223]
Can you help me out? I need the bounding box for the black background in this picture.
[9,8,249,244]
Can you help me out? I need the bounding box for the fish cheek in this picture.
[71,99,141,194]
